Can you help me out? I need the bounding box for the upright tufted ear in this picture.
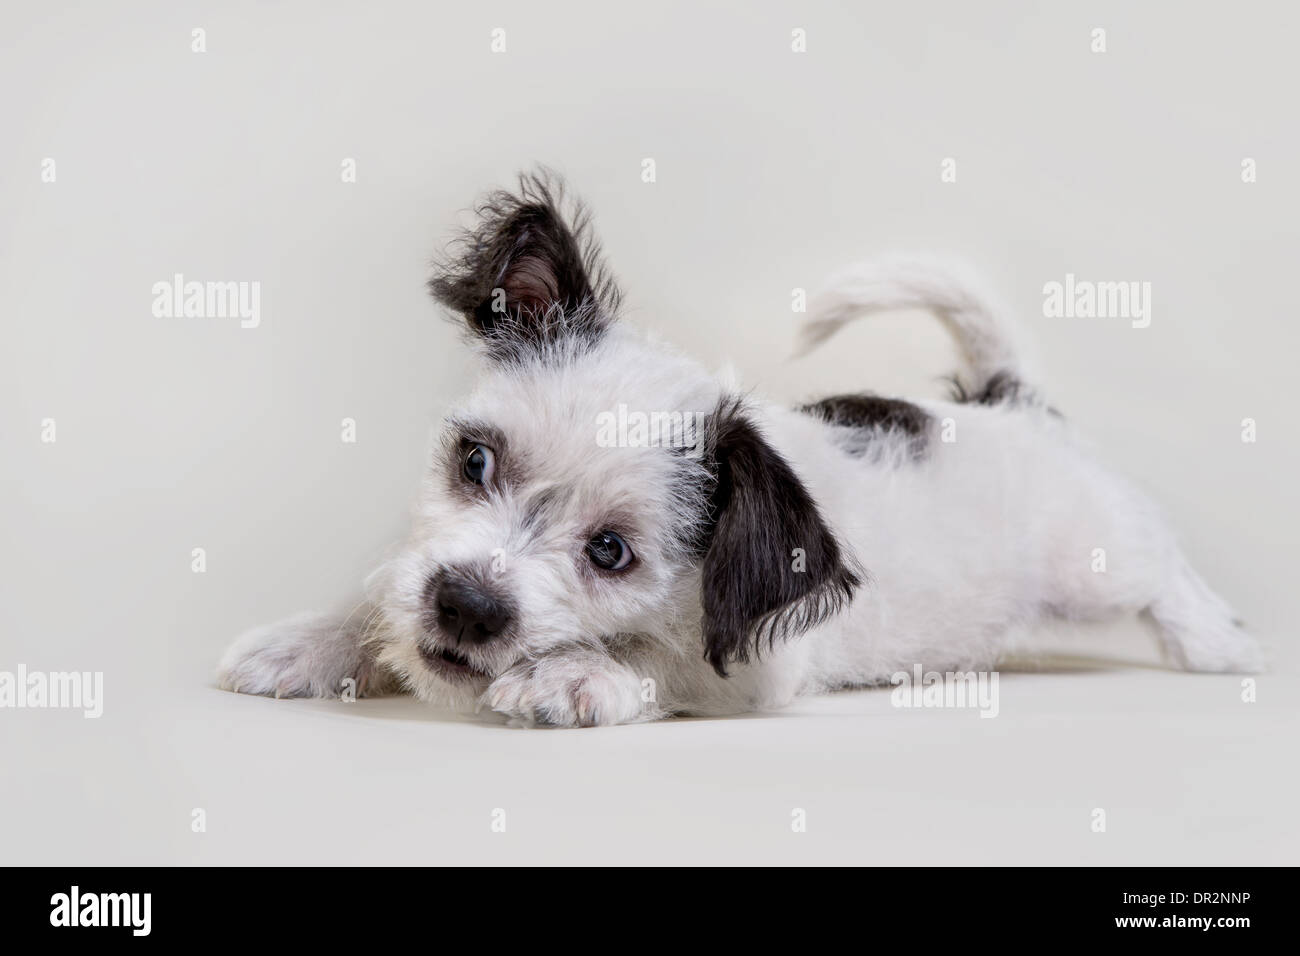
[700,399,864,676]
[428,171,622,360]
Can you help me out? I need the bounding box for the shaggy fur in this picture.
[218,172,1264,727]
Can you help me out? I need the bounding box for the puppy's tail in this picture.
[796,257,1038,405]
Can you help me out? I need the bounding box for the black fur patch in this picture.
[699,399,863,676]
[798,393,931,458]
[428,170,621,361]
[800,393,931,435]
[947,370,1024,406]
[947,370,1061,416]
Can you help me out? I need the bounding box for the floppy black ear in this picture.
[429,171,621,359]
[700,400,863,676]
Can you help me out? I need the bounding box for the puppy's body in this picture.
[219,175,1261,726]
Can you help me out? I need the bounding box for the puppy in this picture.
[218,171,1263,726]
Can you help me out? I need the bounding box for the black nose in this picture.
[432,576,512,644]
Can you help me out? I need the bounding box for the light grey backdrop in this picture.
[2,0,1296,864]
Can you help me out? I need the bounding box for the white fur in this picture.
[218,258,1263,726]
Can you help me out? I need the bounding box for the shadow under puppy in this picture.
[218,171,1262,726]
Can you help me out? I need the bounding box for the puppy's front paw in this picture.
[218,612,375,700]
[486,654,655,727]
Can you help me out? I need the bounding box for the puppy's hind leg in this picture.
[1145,557,1263,673]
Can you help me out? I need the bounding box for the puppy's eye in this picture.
[586,530,633,571]
[463,444,495,485]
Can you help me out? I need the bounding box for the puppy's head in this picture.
[370,172,860,708]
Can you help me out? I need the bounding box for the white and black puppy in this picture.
[218,171,1263,726]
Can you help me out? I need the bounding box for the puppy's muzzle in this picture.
[428,574,513,645]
